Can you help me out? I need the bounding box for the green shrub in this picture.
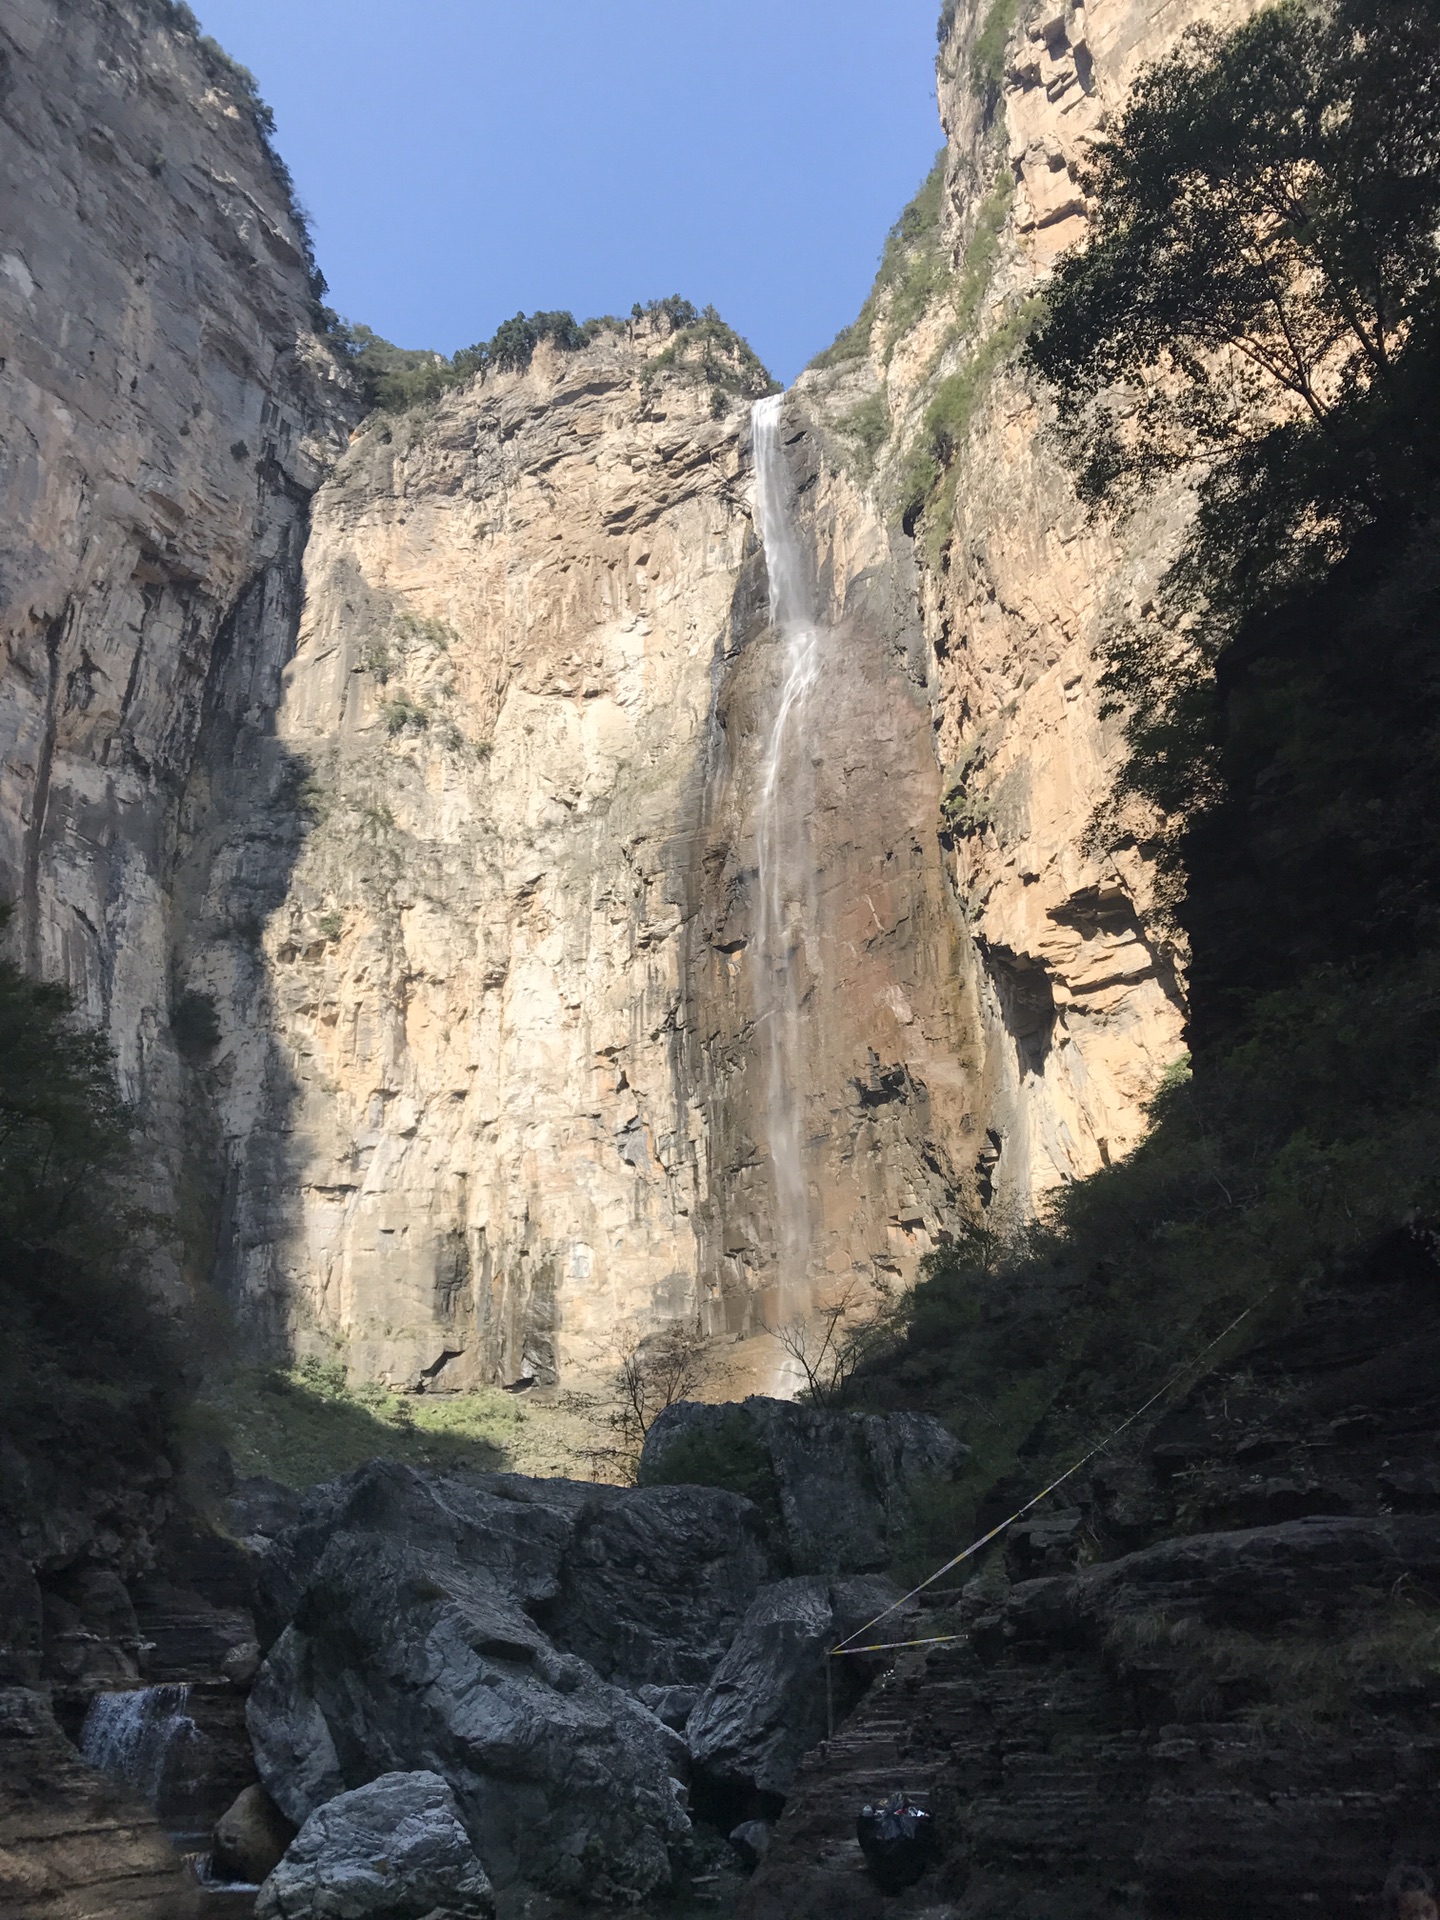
[972,0,1021,98]
[381,694,428,735]
[0,918,181,1543]
[811,153,948,371]
[836,391,891,476]
[193,1366,518,1490]
[899,298,1044,542]
[643,305,779,400]
[948,173,1014,347]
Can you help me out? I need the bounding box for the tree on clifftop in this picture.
[1028,0,1440,614]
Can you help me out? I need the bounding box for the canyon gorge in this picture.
[7,0,1440,1914]
[1,0,1203,1394]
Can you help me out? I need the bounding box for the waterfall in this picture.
[751,394,824,1317]
[79,1684,201,1806]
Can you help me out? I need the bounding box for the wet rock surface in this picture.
[0,1686,198,1919]
[211,1783,297,1889]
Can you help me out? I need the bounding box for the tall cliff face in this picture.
[791,0,1266,1217]
[0,0,352,1290]
[0,0,1274,1397]
[218,331,982,1388]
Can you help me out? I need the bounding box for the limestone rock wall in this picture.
[797,0,1265,1218]
[225,336,983,1388]
[210,333,752,1384]
[0,0,352,1289]
[0,0,1271,1395]
[685,416,979,1328]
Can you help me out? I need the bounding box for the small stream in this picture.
[80,1683,204,1808]
[79,1686,258,1901]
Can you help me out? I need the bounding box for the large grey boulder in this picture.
[255,1770,493,1919]
[540,1481,773,1686]
[685,1575,904,1798]
[248,1461,762,1900]
[252,1462,605,1644]
[641,1398,966,1574]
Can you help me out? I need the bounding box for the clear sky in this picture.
[191,1,945,388]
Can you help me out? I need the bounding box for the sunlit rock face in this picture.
[0,0,1272,1395]
[797,0,1268,1218]
[919,0,1266,1206]
[0,0,352,1294]
[230,335,981,1387]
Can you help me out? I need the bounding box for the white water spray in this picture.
[751,394,826,1314]
[79,1684,200,1805]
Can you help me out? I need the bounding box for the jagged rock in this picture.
[256,1771,493,1920]
[224,1478,306,1546]
[221,1638,262,1688]
[212,1783,297,1886]
[741,1263,1440,1920]
[999,1513,1440,1648]
[642,1398,966,1573]
[638,1684,702,1730]
[248,1463,702,1899]
[686,1576,904,1800]
[541,1482,773,1685]
[252,1464,601,1644]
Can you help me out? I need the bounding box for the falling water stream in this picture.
[751,394,825,1317]
[80,1683,202,1805]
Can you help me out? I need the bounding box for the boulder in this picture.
[729,1818,773,1868]
[223,1477,305,1546]
[540,1482,773,1686]
[638,1683,701,1730]
[641,1398,966,1574]
[211,1782,297,1885]
[686,1575,904,1799]
[256,1770,493,1919]
[252,1461,606,1643]
[248,1465,692,1899]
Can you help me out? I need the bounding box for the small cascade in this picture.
[79,1684,204,1810]
[751,393,826,1317]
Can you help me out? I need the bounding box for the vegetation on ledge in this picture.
[810,152,949,370]
[336,297,774,418]
[859,0,1440,1567]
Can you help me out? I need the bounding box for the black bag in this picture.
[856,1791,934,1891]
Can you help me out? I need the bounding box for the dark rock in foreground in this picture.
[687,1575,905,1801]
[641,1397,966,1573]
[247,1465,696,1900]
[242,1414,962,1906]
[740,1265,1440,1920]
[256,1770,493,1919]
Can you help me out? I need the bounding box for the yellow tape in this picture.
[829,1295,1267,1659]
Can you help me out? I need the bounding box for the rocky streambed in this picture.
[0,1401,962,1917]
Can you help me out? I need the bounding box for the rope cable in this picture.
[829,1294,1267,1658]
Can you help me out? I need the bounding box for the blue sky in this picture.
[192,1,944,387]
